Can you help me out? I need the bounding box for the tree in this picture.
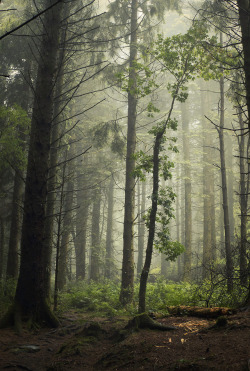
[181,102,192,282]
[106,0,181,305]
[0,0,64,329]
[138,21,218,312]
[237,0,250,132]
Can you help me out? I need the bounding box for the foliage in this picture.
[57,277,247,316]
[0,104,29,171]
[190,275,248,308]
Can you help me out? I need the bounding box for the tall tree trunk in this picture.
[75,154,90,281]
[226,134,235,241]
[57,146,75,291]
[105,175,115,279]
[176,163,182,280]
[137,178,146,277]
[181,102,192,282]
[0,0,63,329]
[120,0,138,305]
[237,0,250,132]
[89,188,101,281]
[201,86,213,279]
[238,105,248,285]
[139,134,161,313]
[218,43,233,291]
[43,29,67,296]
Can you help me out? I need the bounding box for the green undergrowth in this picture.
[57,276,247,316]
[0,276,247,319]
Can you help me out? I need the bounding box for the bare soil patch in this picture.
[0,310,249,370]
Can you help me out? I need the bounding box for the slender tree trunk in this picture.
[238,105,248,285]
[105,175,115,279]
[176,163,182,280]
[0,0,63,329]
[137,178,146,277]
[181,102,192,282]
[89,188,101,281]
[201,86,213,279]
[57,146,75,291]
[218,47,233,291]
[226,134,235,241]
[75,154,90,280]
[120,0,138,305]
[139,134,161,313]
[53,159,66,311]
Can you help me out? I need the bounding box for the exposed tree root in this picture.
[125,313,177,331]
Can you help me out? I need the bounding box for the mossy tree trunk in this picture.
[0,0,63,329]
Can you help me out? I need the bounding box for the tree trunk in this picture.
[137,178,146,277]
[218,47,233,292]
[201,86,214,279]
[105,175,115,279]
[6,172,24,279]
[89,188,101,282]
[237,0,250,132]
[75,154,90,281]
[238,105,248,285]
[120,0,138,305]
[43,26,67,296]
[0,0,63,329]
[57,146,75,291]
[181,102,192,282]
[139,134,161,313]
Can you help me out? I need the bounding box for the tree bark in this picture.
[139,134,161,313]
[6,172,24,279]
[89,188,101,281]
[218,52,233,292]
[238,105,248,285]
[201,86,214,279]
[105,175,115,279]
[237,0,250,132]
[120,0,138,305]
[75,154,90,281]
[43,27,67,296]
[57,146,75,291]
[0,0,63,329]
[137,178,146,277]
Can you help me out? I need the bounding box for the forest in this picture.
[0,0,250,370]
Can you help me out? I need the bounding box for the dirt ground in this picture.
[0,310,249,370]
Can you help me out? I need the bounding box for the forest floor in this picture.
[0,309,249,371]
